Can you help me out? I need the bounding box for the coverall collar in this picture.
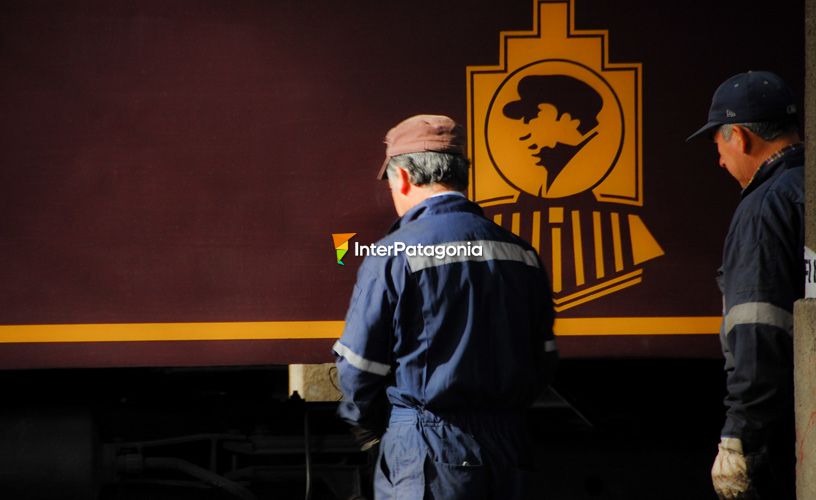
[387,192,483,234]
[741,143,804,198]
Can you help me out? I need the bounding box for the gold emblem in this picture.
[468,0,664,312]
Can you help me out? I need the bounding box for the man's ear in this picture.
[396,166,412,195]
[732,125,752,155]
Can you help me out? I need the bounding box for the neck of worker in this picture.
[406,185,464,209]
[754,133,802,169]
[744,133,802,187]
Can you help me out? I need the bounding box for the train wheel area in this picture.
[0,359,726,499]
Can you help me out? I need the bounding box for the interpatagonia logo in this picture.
[332,232,489,267]
[332,233,357,266]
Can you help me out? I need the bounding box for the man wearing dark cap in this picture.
[333,114,558,499]
[688,71,803,499]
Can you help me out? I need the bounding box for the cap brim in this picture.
[686,121,722,142]
[377,157,390,180]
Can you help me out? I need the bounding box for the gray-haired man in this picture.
[333,115,558,498]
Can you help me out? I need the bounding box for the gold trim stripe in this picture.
[511,212,521,236]
[0,321,346,343]
[554,269,642,305]
[611,212,624,272]
[571,210,585,286]
[555,317,721,336]
[552,227,562,293]
[0,316,721,344]
[555,277,641,312]
[531,210,541,255]
[593,211,604,279]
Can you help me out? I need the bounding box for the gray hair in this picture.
[720,120,799,142]
[386,152,469,191]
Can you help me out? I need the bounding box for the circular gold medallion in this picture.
[486,60,624,199]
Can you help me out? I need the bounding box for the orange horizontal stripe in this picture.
[0,321,345,343]
[554,317,721,336]
[0,316,721,344]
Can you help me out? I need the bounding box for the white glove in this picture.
[711,437,750,499]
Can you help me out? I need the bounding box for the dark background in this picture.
[0,0,805,350]
[0,1,805,497]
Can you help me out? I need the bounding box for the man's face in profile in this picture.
[500,75,602,193]
[486,70,624,199]
[517,102,587,152]
[503,99,599,193]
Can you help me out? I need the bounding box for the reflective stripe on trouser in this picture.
[723,302,793,336]
[374,407,535,500]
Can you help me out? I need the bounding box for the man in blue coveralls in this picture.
[333,114,558,499]
[688,71,803,500]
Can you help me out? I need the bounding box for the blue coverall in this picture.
[719,144,804,499]
[333,193,557,499]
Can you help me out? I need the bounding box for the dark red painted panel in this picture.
[0,0,804,365]
[0,339,336,369]
[0,335,720,369]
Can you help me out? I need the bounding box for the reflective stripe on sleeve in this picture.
[724,302,793,336]
[332,340,391,376]
[545,339,558,353]
[406,240,540,272]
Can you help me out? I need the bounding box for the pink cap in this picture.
[377,114,466,179]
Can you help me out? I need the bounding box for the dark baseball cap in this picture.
[377,114,466,180]
[686,70,798,141]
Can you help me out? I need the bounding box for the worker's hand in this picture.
[711,437,750,499]
[349,426,380,452]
